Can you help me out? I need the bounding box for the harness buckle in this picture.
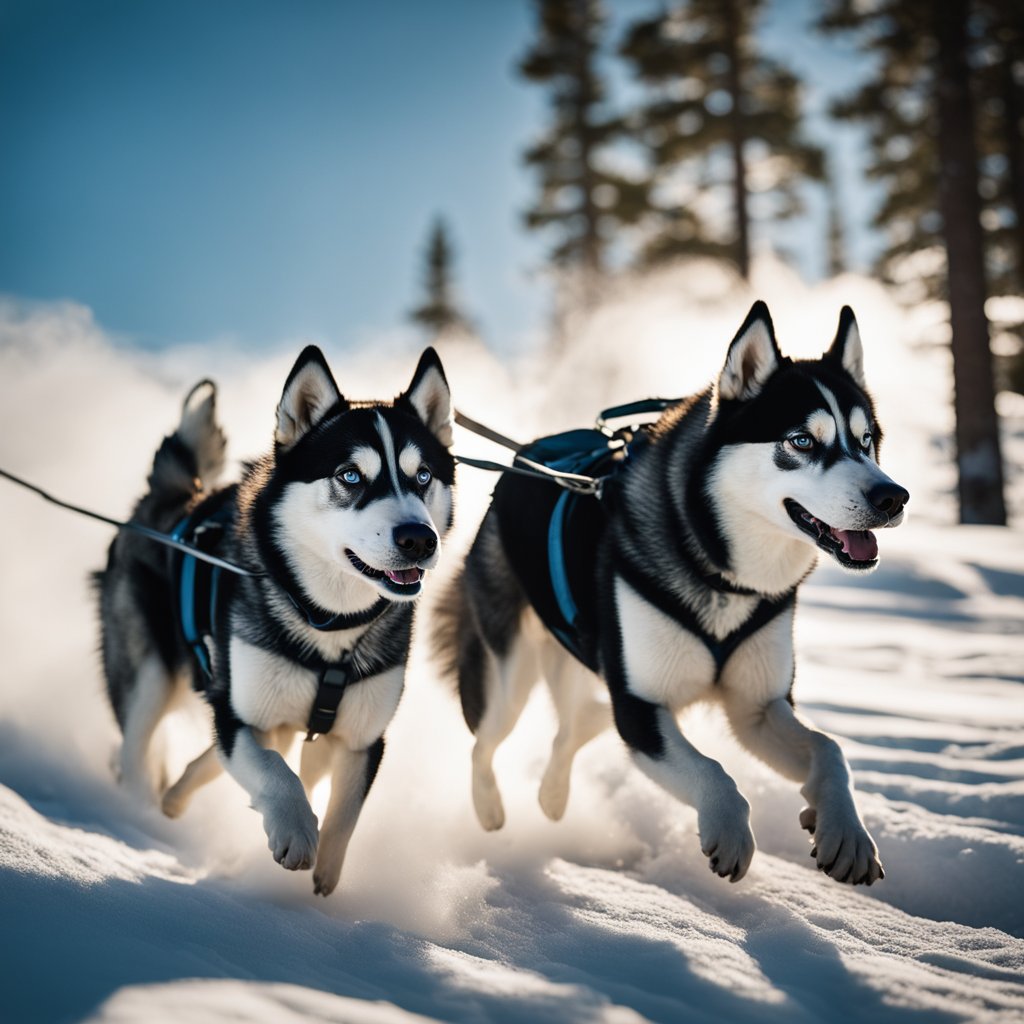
[304,663,353,742]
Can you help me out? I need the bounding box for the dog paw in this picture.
[698,794,755,883]
[472,769,506,831]
[312,876,335,898]
[160,787,188,819]
[265,805,319,871]
[538,768,570,822]
[311,840,350,897]
[312,866,341,898]
[807,809,884,885]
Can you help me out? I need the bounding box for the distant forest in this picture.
[410,0,1022,526]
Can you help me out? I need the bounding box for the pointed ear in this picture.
[275,345,344,449]
[401,347,453,448]
[826,306,866,388]
[717,301,782,402]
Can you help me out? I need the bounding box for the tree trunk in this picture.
[826,161,847,278]
[1000,39,1024,289]
[722,0,751,280]
[572,0,602,295]
[933,0,1007,524]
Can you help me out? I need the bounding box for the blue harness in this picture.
[169,488,396,739]
[493,399,795,678]
[512,428,630,664]
[171,489,236,684]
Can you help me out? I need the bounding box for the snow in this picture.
[1,264,1023,1023]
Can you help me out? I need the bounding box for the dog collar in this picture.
[301,606,412,740]
[280,588,392,632]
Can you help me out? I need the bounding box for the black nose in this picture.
[393,522,438,561]
[867,482,909,518]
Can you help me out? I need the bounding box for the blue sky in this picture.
[0,0,877,354]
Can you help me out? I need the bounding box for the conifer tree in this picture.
[820,0,1008,524]
[408,218,471,338]
[976,0,1024,295]
[519,0,647,290]
[825,158,848,278]
[620,0,824,277]
[975,1,1024,397]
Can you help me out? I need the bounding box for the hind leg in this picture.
[119,653,180,801]
[161,743,223,818]
[469,627,539,831]
[538,638,611,822]
[299,737,334,799]
[312,736,385,897]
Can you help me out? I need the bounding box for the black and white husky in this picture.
[96,345,455,895]
[436,302,908,886]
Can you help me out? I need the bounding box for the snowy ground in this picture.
[1,267,1023,1023]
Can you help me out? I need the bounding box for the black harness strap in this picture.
[306,654,356,742]
[299,610,410,741]
[615,556,796,679]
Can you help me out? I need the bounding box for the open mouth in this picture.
[784,499,878,570]
[346,550,424,595]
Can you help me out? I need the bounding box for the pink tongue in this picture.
[833,529,878,561]
[385,568,423,585]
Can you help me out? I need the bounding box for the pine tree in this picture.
[976,1,1024,397]
[408,218,471,339]
[519,0,648,291]
[976,0,1024,294]
[935,0,1007,524]
[620,0,824,277]
[820,0,1008,524]
[825,158,848,278]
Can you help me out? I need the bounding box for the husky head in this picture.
[264,345,455,606]
[707,302,908,580]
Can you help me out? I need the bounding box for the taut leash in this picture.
[451,398,680,498]
[0,466,264,578]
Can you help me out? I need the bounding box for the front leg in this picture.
[312,736,385,897]
[724,693,883,885]
[611,688,755,882]
[606,577,754,880]
[212,697,319,871]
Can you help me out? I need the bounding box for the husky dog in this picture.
[437,302,907,886]
[96,345,454,895]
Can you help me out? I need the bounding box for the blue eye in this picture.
[790,434,814,451]
[860,431,873,450]
[415,467,432,487]
[338,468,362,486]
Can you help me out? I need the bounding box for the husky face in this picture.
[710,304,908,575]
[268,347,455,604]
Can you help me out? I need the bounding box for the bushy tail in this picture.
[432,568,487,734]
[145,380,227,512]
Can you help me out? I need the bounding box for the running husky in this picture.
[437,302,907,886]
[96,345,455,895]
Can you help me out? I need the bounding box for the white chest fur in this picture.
[615,577,799,711]
[615,578,718,708]
[229,638,405,749]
